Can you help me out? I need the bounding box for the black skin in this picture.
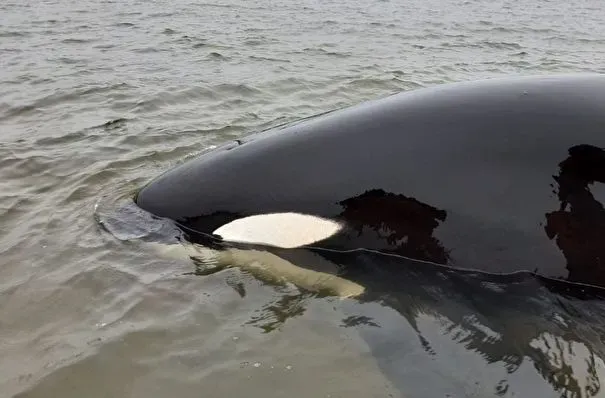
[135,74,605,289]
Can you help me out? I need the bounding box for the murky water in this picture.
[2,0,605,397]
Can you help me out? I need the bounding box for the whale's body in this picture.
[135,74,605,288]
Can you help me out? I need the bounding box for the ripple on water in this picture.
[0,83,132,122]
[60,37,97,44]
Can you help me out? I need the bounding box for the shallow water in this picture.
[2,0,605,397]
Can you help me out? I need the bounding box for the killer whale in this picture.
[127,75,605,395]
[134,74,605,289]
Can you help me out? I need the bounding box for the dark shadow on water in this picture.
[250,248,605,397]
[245,290,315,334]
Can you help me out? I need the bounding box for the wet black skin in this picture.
[135,74,605,288]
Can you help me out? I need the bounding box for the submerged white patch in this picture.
[213,212,343,249]
[224,247,365,298]
[143,240,365,298]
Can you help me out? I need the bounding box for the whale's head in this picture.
[134,74,605,288]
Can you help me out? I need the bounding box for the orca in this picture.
[134,74,605,289]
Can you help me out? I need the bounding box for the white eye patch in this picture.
[212,212,343,249]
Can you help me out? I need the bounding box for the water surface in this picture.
[2,0,605,397]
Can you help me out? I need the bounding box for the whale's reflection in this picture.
[545,144,605,287]
[338,189,450,264]
[227,247,605,397]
